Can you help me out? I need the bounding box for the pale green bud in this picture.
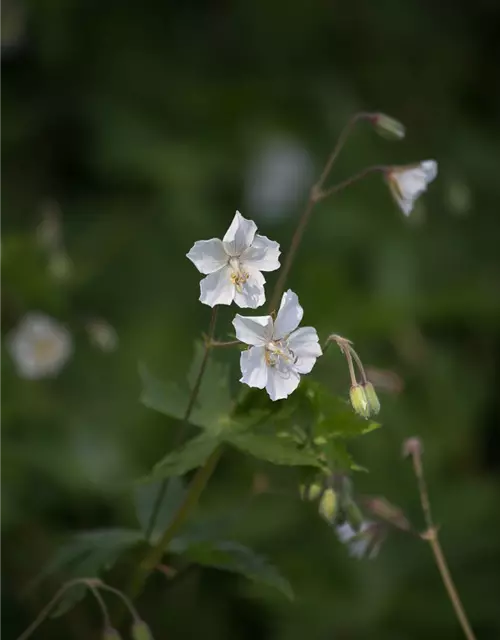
[131,620,154,640]
[350,384,370,419]
[318,488,337,523]
[362,382,380,415]
[372,113,406,140]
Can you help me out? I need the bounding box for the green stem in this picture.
[127,444,223,600]
[317,165,386,201]
[145,306,218,541]
[268,115,377,312]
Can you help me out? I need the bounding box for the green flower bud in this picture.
[350,384,370,419]
[345,499,364,530]
[372,113,406,140]
[318,488,337,523]
[131,620,154,640]
[103,628,122,640]
[362,382,380,415]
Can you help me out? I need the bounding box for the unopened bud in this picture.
[300,482,323,501]
[350,384,370,419]
[318,488,337,523]
[103,628,122,640]
[402,437,423,458]
[345,500,364,530]
[131,620,154,640]
[372,113,406,140]
[362,382,380,415]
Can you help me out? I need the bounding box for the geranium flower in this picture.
[386,160,438,215]
[187,211,280,308]
[232,290,322,401]
[6,312,73,379]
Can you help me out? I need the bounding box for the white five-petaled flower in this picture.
[6,312,73,379]
[187,211,280,308]
[232,290,322,401]
[386,160,438,216]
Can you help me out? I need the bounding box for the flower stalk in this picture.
[405,438,477,640]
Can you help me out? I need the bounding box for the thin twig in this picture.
[17,579,97,640]
[317,165,386,201]
[145,306,218,541]
[269,115,377,311]
[87,586,112,628]
[98,584,141,622]
[409,444,477,640]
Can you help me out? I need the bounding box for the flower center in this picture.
[228,257,250,292]
[265,339,296,368]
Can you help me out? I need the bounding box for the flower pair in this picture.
[187,212,321,400]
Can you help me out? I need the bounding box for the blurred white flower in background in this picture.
[187,210,280,308]
[245,137,314,221]
[85,318,119,353]
[233,290,322,401]
[335,520,383,560]
[6,312,73,379]
[386,160,438,216]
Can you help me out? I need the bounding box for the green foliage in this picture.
[139,342,232,433]
[144,433,222,480]
[134,477,186,540]
[169,539,294,600]
[226,432,323,468]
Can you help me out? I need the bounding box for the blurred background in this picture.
[2,0,500,638]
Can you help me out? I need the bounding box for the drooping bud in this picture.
[349,384,370,419]
[362,382,380,415]
[300,482,323,501]
[318,488,337,523]
[402,437,423,458]
[103,627,122,640]
[372,113,406,141]
[131,620,154,640]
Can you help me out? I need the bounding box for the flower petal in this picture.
[265,361,300,401]
[240,234,281,272]
[273,290,303,339]
[288,327,322,374]
[420,159,438,182]
[233,268,266,309]
[239,346,268,389]
[222,211,257,257]
[232,314,273,346]
[199,266,235,307]
[187,239,228,274]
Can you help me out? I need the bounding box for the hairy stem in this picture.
[145,306,218,541]
[410,448,476,640]
[269,115,378,311]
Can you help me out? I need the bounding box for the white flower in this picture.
[187,210,280,308]
[6,312,73,379]
[336,521,382,560]
[232,290,322,401]
[386,160,438,216]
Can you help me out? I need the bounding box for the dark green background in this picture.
[3,0,500,638]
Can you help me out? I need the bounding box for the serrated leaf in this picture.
[139,363,188,422]
[170,539,293,600]
[146,434,220,480]
[226,432,323,468]
[139,344,233,432]
[302,380,381,438]
[187,342,233,429]
[134,477,185,541]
